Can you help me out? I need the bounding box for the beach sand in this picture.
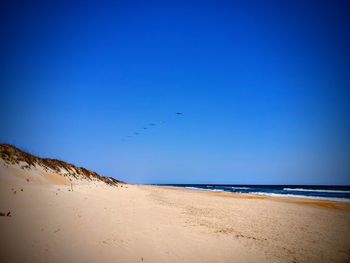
[1,162,350,263]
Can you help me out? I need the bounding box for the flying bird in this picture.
[121,112,183,143]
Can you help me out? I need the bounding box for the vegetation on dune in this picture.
[0,144,124,186]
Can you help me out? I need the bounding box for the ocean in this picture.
[157,184,350,202]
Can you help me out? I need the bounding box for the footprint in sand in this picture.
[0,211,11,217]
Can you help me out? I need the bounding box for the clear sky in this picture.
[1,0,349,184]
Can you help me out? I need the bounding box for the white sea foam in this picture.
[246,192,350,202]
[283,188,350,194]
[171,186,350,202]
[231,187,250,190]
[185,187,224,192]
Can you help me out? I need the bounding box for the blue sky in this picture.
[1,0,349,184]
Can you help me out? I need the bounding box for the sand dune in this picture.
[1,160,350,262]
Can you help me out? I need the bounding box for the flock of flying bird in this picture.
[121,112,183,142]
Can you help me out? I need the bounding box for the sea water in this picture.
[157,184,350,202]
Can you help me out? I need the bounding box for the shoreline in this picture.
[157,185,350,211]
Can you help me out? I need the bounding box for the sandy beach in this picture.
[2,0,350,261]
[0,161,349,263]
